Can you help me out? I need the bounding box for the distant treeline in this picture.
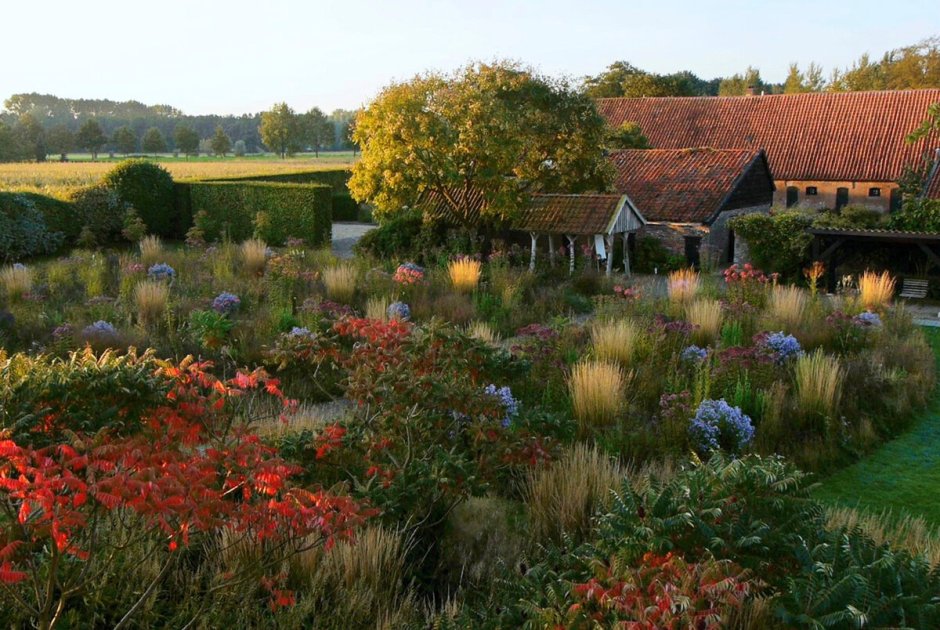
[0,94,358,162]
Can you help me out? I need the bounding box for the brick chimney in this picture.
[745,85,757,96]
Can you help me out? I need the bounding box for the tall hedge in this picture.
[178,181,331,246]
[207,168,351,195]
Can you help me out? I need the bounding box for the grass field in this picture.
[815,327,940,523]
[0,152,357,198]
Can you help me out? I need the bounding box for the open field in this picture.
[816,327,940,523]
[0,153,356,198]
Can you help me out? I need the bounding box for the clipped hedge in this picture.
[178,181,331,246]
[208,168,352,196]
[332,194,360,221]
[0,192,66,261]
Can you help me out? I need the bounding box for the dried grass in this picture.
[825,506,940,567]
[467,320,499,345]
[686,299,723,344]
[240,238,268,276]
[526,443,623,543]
[138,235,163,266]
[769,285,807,329]
[667,268,700,303]
[134,280,169,328]
[448,258,482,293]
[569,360,627,430]
[859,270,895,311]
[366,295,390,321]
[795,350,844,418]
[323,263,357,303]
[591,319,642,365]
[0,265,33,300]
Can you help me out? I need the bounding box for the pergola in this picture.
[513,194,646,276]
[810,227,940,291]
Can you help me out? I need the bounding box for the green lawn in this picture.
[814,327,940,522]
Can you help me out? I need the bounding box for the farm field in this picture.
[0,153,356,198]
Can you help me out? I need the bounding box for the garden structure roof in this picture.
[607,148,773,224]
[512,193,645,235]
[597,89,940,183]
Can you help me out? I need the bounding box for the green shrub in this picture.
[179,181,331,246]
[209,167,351,195]
[0,193,66,261]
[889,197,940,232]
[332,194,360,221]
[730,210,813,278]
[632,235,684,273]
[69,184,127,243]
[101,160,177,237]
[812,205,888,230]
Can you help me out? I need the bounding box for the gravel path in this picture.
[331,222,375,259]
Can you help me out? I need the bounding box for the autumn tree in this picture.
[260,102,300,158]
[112,125,137,155]
[718,67,771,95]
[783,62,826,93]
[76,119,107,160]
[349,61,612,226]
[141,127,167,154]
[173,124,200,156]
[210,125,232,157]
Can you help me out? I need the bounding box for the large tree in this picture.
[15,113,46,162]
[605,121,651,149]
[112,126,138,155]
[300,107,334,157]
[260,102,300,158]
[45,124,74,161]
[173,124,200,156]
[583,61,713,98]
[76,118,107,160]
[210,124,232,157]
[141,126,167,154]
[349,61,612,226]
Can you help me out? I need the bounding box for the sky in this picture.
[1,0,937,115]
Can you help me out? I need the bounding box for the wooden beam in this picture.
[818,237,845,261]
[566,235,576,275]
[622,232,631,276]
[529,232,538,272]
[604,234,614,276]
[918,243,940,271]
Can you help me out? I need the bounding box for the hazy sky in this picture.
[2,0,937,115]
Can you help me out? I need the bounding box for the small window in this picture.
[806,186,818,196]
[869,187,881,197]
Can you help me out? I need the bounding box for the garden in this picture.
[1,186,938,628]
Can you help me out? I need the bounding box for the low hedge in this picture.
[207,168,352,196]
[178,181,332,246]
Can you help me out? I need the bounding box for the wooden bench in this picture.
[899,278,929,299]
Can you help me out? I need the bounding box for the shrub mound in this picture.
[101,160,176,237]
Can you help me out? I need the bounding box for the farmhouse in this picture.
[607,148,774,266]
[597,89,940,212]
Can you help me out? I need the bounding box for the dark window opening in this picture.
[890,188,902,212]
[869,187,881,197]
[786,186,799,207]
[684,235,702,269]
[806,186,818,196]
[727,229,736,264]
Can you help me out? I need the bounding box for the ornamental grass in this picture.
[568,359,626,430]
[138,235,163,266]
[134,280,169,328]
[366,295,390,321]
[769,285,807,329]
[666,268,700,304]
[467,320,499,345]
[525,443,623,544]
[323,263,357,303]
[859,270,895,311]
[795,349,844,419]
[686,298,723,344]
[0,265,33,300]
[591,319,642,365]
[240,238,268,276]
[448,257,482,293]
[825,506,940,567]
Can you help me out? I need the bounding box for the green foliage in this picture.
[888,197,940,232]
[631,235,685,273]
[75,118,107,159]
[101,160,177,237]
[121,207,148,242]
[207,167,351,194]
[69,183,128,243]
[210,125,231,157]
[0,193,65,261]
[353,209,429,259]
[331,194,360,221]
[173,124,200,156]
[179,181,331,246]
[583,60,718,97]
[111,125,137,155]
[349,60,612,226]
[141,126,167,154]
[260,102,301,158]
[0,348,170,446]
[730,210,813,278]
[300,107,334,156]
[812,205,888,230]
[188,309,234,349]
[605,121,651,149]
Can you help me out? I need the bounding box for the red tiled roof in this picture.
[608,148,767,223]
[515,194,628,234]
[597,90,940,182]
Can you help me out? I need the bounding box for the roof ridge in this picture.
[595,88,940,102]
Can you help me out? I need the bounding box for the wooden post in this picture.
[548,234,556,267]
[566,235,576,275]
[529,232,538,272]
[605,234,614,277]
[622,232,631,276]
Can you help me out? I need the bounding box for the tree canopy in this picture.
[173,124,200,156]
[141,127,167,154]
[260,103,300,158]
[210,125,232,157]
[605,121,651,150]
[76,119,107,160]
[349,61,612,226]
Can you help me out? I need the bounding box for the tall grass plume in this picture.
[138,235,163,266]
[591,319,642,365]
[859,270,895,311]
[448,257,482,293]
[323,264,357,303]
[240,238,268,276]
[795,349,844,418]
[667,268,700,303]
[1,264,33,300]
[568,360,626,430]
[134,280,169,328]
[686,299,723,344]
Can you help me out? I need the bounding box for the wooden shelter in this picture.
[513,194,646,275]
